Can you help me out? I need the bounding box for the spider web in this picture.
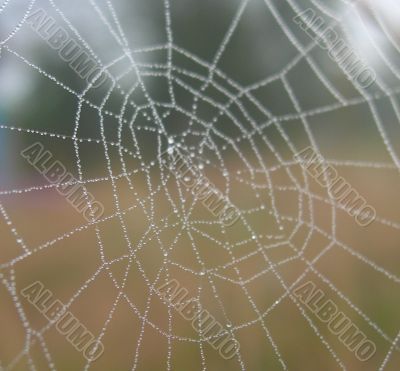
[1,0,400,370]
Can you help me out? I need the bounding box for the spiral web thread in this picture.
[1,0,400,370]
